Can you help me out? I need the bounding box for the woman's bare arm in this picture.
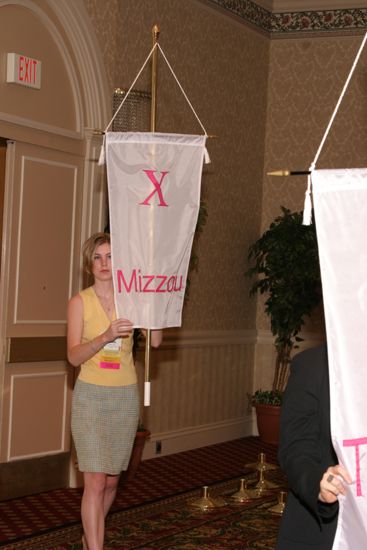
[67,295,134,366]
[141,329,163,348]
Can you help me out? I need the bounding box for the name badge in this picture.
[99,338,121,369]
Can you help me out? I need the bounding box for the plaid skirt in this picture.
[71,379,139,475]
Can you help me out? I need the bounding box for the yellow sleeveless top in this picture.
[78,286,137,387]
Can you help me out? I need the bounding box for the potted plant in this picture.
[250,389,283,445]
[246,207,322,443]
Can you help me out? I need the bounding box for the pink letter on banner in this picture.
[139,170,169,207]
[343,437,367,497]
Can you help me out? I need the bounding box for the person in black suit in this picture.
[276,344,352,550]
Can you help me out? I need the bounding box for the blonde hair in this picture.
[82,232,111,276]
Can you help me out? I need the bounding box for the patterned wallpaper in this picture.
[83,0,367,334]
[83,0,119,92]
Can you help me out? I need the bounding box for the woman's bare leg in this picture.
[103,474,120,517]
[81,472,107,550]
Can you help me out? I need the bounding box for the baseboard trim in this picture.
[142,416,254,460]
[0,452,69,500]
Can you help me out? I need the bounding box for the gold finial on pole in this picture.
[150,24,160,132]
[267,170,311,176]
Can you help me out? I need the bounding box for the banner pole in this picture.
[144,24,160,407]
[150,24,160,133]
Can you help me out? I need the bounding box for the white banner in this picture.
[106,132,206,329]
[312,169,367,549]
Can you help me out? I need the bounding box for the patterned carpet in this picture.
[0,436,281,549]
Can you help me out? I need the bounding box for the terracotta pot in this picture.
[255,404,281,445]
[123,429,150,481]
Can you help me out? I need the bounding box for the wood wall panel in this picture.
[15,157,76,323]
[5,141,83,338]
[0,145,5,266]
[0,362,73,463]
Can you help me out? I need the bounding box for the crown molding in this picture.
[256,0,367,12]
[206,0,367,34]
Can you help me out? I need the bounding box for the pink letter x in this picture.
[139,170,169,207]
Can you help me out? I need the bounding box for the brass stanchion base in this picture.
[245,453,280,490]
[231,478,257,503]
[251,464,279,495]
[254,477,278,491]
[245,452,277,472]
[189,486,227,511]
[268,491,287,514]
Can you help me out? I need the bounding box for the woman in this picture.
[67,232,162,550]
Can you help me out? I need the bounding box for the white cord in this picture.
[303,31,367,225]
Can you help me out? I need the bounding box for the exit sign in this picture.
[6,53,41,89]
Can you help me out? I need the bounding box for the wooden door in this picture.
[0,140,83,496]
